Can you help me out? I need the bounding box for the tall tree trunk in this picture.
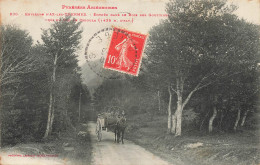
[208,106,217,133]
[209,95,218,133]
[44,92,53,138]
[233,108,241,131]
[240,110,249,127]
[175,78,183,136]
[49,97,55,134]
[167,85,172,133]
[171,113,176,134]
[175,100,183,136]
[44,53,58,139]
[158,90,161,112]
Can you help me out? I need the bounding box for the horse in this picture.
[115,116,127,144]
[103,113,127,143]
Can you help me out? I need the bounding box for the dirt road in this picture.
[89,122,173,165]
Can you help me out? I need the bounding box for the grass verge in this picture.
[125,113,260,165]
[0,123,92,165]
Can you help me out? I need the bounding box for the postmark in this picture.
[84,27,138,79]
[104,27,148,76]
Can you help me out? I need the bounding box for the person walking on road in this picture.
[96,114,102,141]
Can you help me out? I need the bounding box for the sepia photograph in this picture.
[0,0,259,164]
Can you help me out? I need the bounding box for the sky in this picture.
[0,0,259,66]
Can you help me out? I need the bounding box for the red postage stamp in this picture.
[104,27,147,76]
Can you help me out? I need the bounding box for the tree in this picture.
[0,25,37,147]
[130,60,166,118]
[0,25,37,88]
[222,68,258,132]
[146,0,259,136]
[79,84,92,121]
[41,16,82,138]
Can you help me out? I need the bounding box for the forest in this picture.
[0,17,91,147]
[93,0,259,136]
[90,1,259,163]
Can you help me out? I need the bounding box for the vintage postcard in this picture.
[0,0,259,165]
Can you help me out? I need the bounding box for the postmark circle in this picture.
[84,27,138,79]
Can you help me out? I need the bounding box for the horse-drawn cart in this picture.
[96,112,127,143]
[98,112,121,129]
